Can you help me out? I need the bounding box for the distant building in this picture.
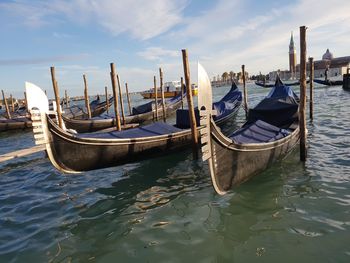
[289,32,297,79]
[296,49,350,79]
[268,33,350,81]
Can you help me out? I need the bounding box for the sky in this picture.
[1,0,350,98]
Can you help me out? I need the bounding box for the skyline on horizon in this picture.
[1,0,350,97]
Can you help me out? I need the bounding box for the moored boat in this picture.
[25,64,241,173]
[200,76,300,195]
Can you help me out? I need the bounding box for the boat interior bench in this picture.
[229,120,290,144]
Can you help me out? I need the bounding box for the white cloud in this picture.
[0,0,188,40]
[137,47,179,61]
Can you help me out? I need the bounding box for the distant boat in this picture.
[313,79,343,86]
[255,79,310,88]
[141,81,197,99]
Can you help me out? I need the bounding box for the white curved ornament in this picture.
[25,82,49,113]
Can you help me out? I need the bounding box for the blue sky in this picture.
[1,0,350,98]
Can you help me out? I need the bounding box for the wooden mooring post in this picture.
[64,89,69,108]
[125,83,132,115]
[343,67,350,90]
[105,86,109,114]
[159,68,166,122]
[242,65,249,119]
[50,66,64,129]
[153,76,158,121]
[10,94,14,112]
[181,49,198,160]
[24,91,28,112]
[180,77,184,109]
[117,74,126,125]
[309,57,314,120]
[110,63,121,131]
[299,26,307,162]
[1,90,11,119]
[83,74,92,119]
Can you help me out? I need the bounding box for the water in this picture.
[1,84,350,262]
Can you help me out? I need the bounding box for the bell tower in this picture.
[289,31,297,79]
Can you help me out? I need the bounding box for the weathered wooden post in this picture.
[309,57,314,120]
[1,90,11,119]
[180,77,184,109]
[117,74,126,125]
[83,74,92,119]
[125,83,132,115]
[181,49,198,160]
[153,76,158,121]
[242,65,249,119]
[10,94,14,112]
[299,26,307,162]
[24,91,28,112]
[50,66,63,129]
[105,86,109,114]
[64,89,69,108]
[110,63,121,131]
[159,68,166,122]
[343,67,350,90]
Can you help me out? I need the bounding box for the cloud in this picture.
[137,47,180,61]
[0,54,89,66]
[0,0,188,40]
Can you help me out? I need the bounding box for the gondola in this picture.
[0,116,32,132]
[25,63,241,173]
[313,79,343,86]
[62,91,186,133]
[255,79,309,88]
[62,96,114,119]
[200,75,300,195]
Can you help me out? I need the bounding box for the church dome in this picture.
[322,49,334,60]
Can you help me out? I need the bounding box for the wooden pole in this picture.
[110,63,121,131]
[105,86,109,114]
[181,49,198,160]
[153,76,158,121]
[83,74,92,119]
[125,83,132,115]
[180,77,184,109]
[64,90,69,108]
[117,74,126,125]
[1,90,11,119]
[299,26,307,162]
[242,65,248,119]
[309,57,314,121]
[159,68,166,122]
[24,91,28,112]
[50,66,63,129]
[10,94,14,112]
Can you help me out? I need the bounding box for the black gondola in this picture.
[200,75,300,195]
[313,79,343,86]
[25,64,241,173]
[62,92,186,133]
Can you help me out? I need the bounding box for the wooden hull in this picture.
[0,118,32,132]
[44,116,193,172]
[207,121,300,194]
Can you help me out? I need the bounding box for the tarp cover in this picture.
[230,120,290,144]
[176,83,242,128]
[76,122,183,139]
[248,79,299,127]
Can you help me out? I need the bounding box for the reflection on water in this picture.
[1,85,350,262]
